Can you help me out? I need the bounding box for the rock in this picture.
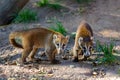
[46,20,52,23]
[92,71,98,75]
[47,74,54,77]
[99,68,106,77]
[47,69,53,74]
[30,77,38,80]
[8,77,16,80]
[112,46,120,54]
[69,65,75,68]
[92,61,102,66]
[0,28,6,32]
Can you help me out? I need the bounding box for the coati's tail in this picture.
[9,32,23,49]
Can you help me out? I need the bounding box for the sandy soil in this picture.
[0,0,120,80]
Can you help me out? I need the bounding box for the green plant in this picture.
[36,0,49,7]
[118,69,120,76]
[95,40,101,52]
[95,41,116,64]
[48,3,63,10]
[36,0,63,10]
[49,21,67,36]
[13,9,37,23]
[77,0,92,3]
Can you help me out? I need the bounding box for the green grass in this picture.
[118,69,120,76]
[36,0,63,10]
[13,9,37,23]
[48,3,63,10]
[36,0,49,7]
[77,0,93,3]
[49,21,67,36]
[95,41,116,64]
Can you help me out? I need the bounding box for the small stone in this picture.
[31,77,38,80]
[47,69,53,74]
[47,74,54,77]
[0,28,6,32]
[8,77,16,80]
[46,20,52,23]
[92,71,98,75]
[69,65,75,68]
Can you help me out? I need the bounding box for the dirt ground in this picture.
[0,0,120,80]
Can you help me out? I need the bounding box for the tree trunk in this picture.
[0,0,29,26]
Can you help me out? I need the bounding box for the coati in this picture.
[72,21,94,62]
[9,27,69,64]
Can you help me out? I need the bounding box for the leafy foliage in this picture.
[13,9,37,23]
[77,0,92,3]
[37,0,63,10]
[95,41,116,64]
[49,21,67,36]
[36,0,49,7]
[48,3,63,10]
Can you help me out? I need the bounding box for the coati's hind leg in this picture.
[21,48,32,63]
[21,39,33,64]
[28,47,38,62]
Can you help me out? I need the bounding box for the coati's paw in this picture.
[81,56,88,61]
[28,58,41,63]
[72,58,79,62]
[51,59,61,64]
[15,58,28,66]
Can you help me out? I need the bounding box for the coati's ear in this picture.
[78,37,83,46]
[78,37,83,42]
[66,35,70,40]
[91,36,95,44]
[53,34,57,39]
[91,37,94,40]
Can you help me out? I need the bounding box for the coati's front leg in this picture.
[72,47,79,62]
[45,49,60,64]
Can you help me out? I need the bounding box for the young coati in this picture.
[72,21,94,62]
[9,27,69,64]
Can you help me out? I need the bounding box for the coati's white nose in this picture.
[57,48,63,54]
[84,50,91,57]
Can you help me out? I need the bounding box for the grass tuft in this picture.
[48,3,63,10]
[77,0,92,3]
[36,0,49,7]
[49,21,67,36]
[95,41,116,64]
[36,0,63,10]
[13,9,37,23]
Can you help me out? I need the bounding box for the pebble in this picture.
[0,28,6,32]
[69,65,75,68]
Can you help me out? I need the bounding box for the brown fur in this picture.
[72,21,93,62]
[9,27,69,64]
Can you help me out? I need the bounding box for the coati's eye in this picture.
[82,47,86,52]
[89,46,92,50]
[62,44,66,49]
[56,43,59,47]
[63,44,65,47]
[82,47,86,50]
